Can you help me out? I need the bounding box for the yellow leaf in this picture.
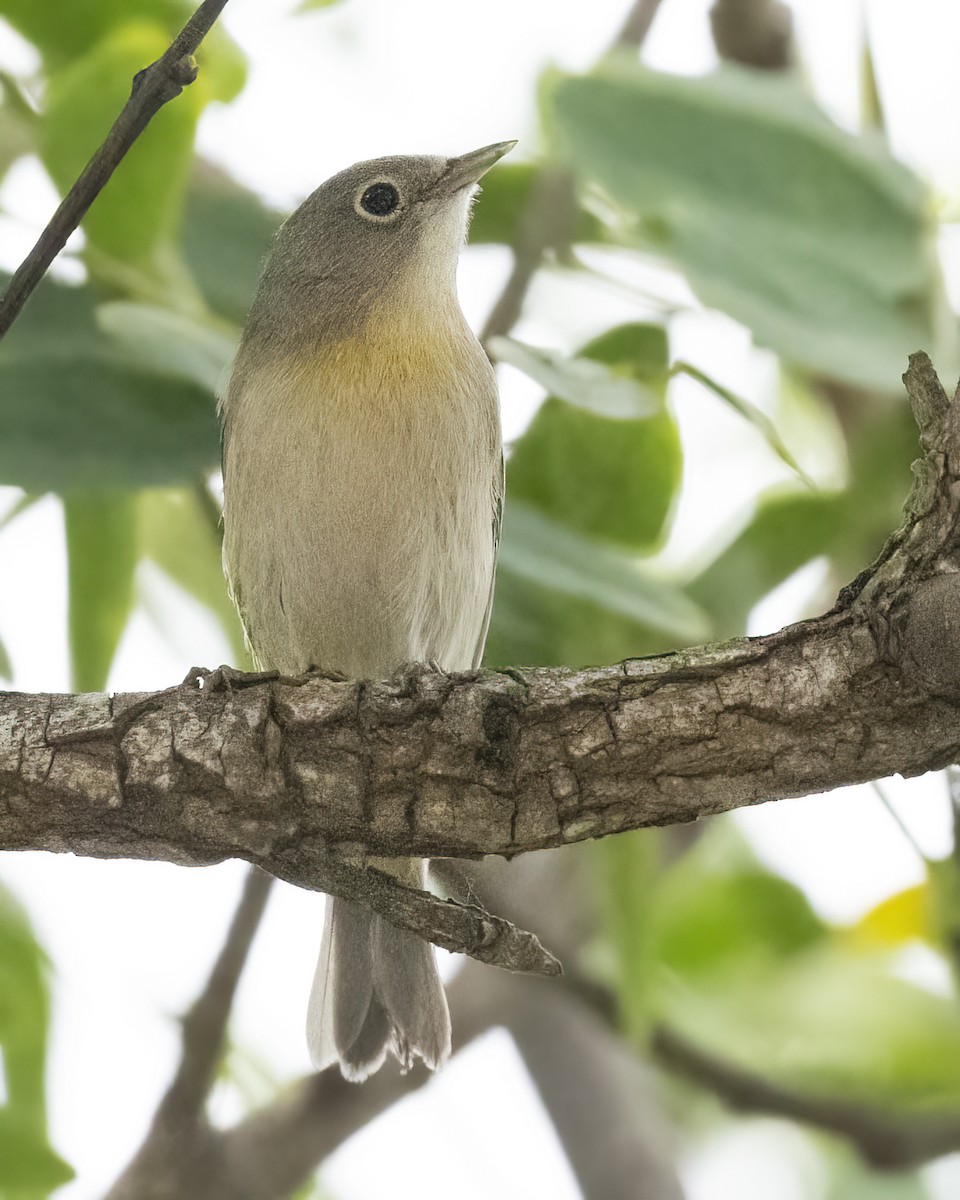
[854,884,930,947]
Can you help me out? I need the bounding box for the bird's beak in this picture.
[435,140,517,195]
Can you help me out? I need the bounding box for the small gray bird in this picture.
[220,141,513,1080]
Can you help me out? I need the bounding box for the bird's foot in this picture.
[182,664,278,692]
[298,664,349,684]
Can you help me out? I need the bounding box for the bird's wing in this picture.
[217,370,260,664]
[471,449,505,670]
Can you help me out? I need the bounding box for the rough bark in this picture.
[2,354,960,966]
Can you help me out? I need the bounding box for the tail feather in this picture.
[371,917,450,1071]
[340,995,393,1082]
[330,900,377,1052]
[306,873,451,1082]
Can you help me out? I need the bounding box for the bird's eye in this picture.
[358,182,401,219]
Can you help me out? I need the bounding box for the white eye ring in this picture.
[354,178,403,222]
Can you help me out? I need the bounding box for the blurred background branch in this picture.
[651,1025,960,1170]
[709,0,793,70]
[481,0,665,347]
[106,866,274,1200]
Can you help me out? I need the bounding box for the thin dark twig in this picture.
[0,0,232,340]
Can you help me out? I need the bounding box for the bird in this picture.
[219,141,514,1081]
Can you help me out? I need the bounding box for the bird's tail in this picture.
[306,860,451,1082]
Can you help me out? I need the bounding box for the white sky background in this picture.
[1,0,960,1196]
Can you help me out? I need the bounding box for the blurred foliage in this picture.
[0,277,222,492]
[40,21,201,268]
[547,59,950,390]
[470,160,604,246]
[65,490,138,692]
[0,883,73,1197]
[0,2,958,1196]
[503,324,678,548]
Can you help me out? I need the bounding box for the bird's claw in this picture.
[182,664,278,692]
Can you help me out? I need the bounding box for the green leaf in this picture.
[486,322,695,667]
[0,880,72,1194]
[504,323,680,550]
[0,0,185,62]
[181,162,282,324]
[486,563,680,669]
[0,0,246,101]
[672,359,812,485]
[824,1151,929,1200]
[0,633,11,681]
[492,334,662,419]
[0,883,49,1119]
[835,401,919,576]
[690,401,918,637]
[40,22,201,268]
[597,822,825,1040]
[498,501,709,642]
[192,24,248,106]
[592,830,662,1039]
[468,161,605,246]
[65,491,138,691]
[649,832,825,985]
[548,61,944,389]
[0,1112,74,1191]
[0,73,37,184]
[690,488,840,637]
[138,487,249,665]
[661,946,960,1108]
[97,302,236,393]
[0,277,221,491]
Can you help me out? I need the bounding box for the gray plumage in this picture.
[219,144,511,1080]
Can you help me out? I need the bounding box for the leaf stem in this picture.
[670,358,814,488]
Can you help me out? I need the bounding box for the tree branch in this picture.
[2,354,960,968]
[185,859,686,1200]
[652,1025,960,1170]
[0,0,231,340]
[208,962,504,1200]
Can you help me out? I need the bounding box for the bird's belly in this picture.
[283,493,491,677]
[226,417,494,679]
